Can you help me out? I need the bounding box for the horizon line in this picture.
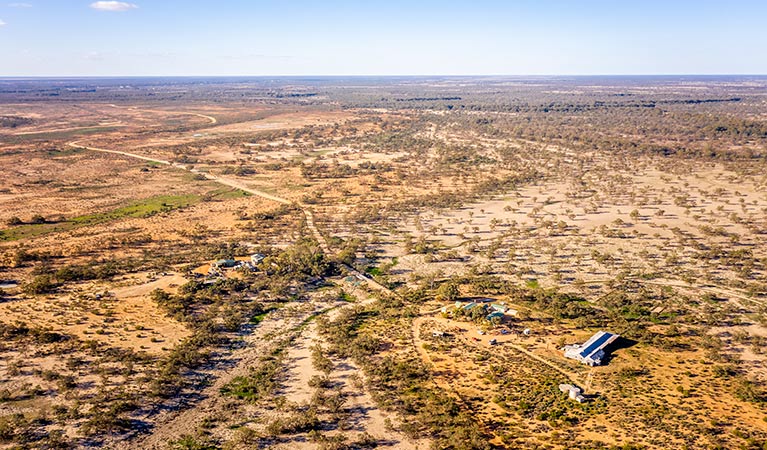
[2,73,767,80]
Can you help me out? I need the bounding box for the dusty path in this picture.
[68,141,174,165]
[108,103,218,125]
[278,319,426,449]
[68,140,318,235]
[114,302,333,450]
[303,208,330,253]
[69,137,415,447]
[67,140,392,296]
[413,315,581,383]
[12,123,126,136]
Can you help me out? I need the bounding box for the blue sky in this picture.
[1,0,766,76]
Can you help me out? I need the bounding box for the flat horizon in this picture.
[2,74,767,80]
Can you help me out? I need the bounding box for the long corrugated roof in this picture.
[579,331,618,359]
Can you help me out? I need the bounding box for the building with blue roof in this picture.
[563,331,620,366]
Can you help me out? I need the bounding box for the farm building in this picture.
[491,303,508,313]
[212,259,238,269]
[563,331,620,366]
[462,302,478,312]
[250,253,265,265]
[486,311,505,321]
[559,384,586,403]
[445,301,516,324]
[490,304,519,316]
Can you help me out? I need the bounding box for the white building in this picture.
[558,384,587,403]
[563,331,619,366]
[250,254,265,265]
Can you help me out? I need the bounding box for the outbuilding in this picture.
[563,331,620,366]
[559,384,587,403]
[212,259,237,269]
[250,254,265,265]
[486,311,505,321]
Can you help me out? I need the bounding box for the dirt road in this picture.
[108,104,218,125]
[67,140,394,296]
[67,137,425,447]
[115,302,335,450]
[412,315,581,383]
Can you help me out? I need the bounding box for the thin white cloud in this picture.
[218,53,294,61]
[8,3,33,7]
[90,1,137,12]
[84,51,107,61]
[0,19,6,26]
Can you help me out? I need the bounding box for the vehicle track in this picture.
[114,303,333,450]
[68,135,465,447]
[108,104,218,124]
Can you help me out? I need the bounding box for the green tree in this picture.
[23,275,57,295]
[436,282,460,302]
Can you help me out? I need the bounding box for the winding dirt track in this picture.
[67,130,577,447]
[67,134,419,446]
[108,104,218,125]
[90,142,409,296]
[67,139,322,237]
[67,140,397,294]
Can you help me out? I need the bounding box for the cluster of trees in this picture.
[300,160,392,180]
[21,259,132,295]
[0,115,33,128]
[5,215,46,226]
[146,240,336,403]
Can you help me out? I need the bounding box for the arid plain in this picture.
[1,77,766,449]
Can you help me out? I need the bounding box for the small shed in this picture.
[486,311,505,321]
[559,384,587,403]
[491,304,508,313]
[250,254,265,265]
[213,259,237,269]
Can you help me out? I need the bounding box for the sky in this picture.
[1,0,766,76]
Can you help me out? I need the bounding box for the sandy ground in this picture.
[275,319,425,449]
[0,273,190,355]
[3,97,766,449]
[112,301,321,450]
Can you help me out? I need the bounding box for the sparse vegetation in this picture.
[1,76,766,449]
